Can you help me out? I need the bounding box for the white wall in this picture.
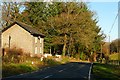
[2,24,33,54]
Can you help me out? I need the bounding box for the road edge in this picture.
[88,62,93,80]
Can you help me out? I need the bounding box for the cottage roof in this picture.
[2,21,45,38]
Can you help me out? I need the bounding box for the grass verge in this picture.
[93,63,120,80]
[2,57,61,78]
[2,63,38,77]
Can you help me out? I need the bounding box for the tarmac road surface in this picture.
[2,62,92,80]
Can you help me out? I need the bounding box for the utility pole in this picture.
[118,1,120,64]
[109,35,110,54]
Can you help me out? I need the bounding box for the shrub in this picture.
[2,47,28,63]
[109,53,120,60]
[43,58,60,66]
[61,56,69,63]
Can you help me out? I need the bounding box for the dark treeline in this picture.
[110,39,120,53]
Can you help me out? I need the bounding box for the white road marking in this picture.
[59,70,64,72]
[40,75,53,80]
[88,63,93,80]
[58,68,66,72]
[44,75,52,78]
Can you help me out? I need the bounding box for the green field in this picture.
[93,63,120,80]
[109,53,120,60]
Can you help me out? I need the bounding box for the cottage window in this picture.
[40,47,42,54]
[40,38,42,43]
[35,37,37,43]
[35,47,37,54]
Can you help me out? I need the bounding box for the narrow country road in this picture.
[2,62,92,80]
